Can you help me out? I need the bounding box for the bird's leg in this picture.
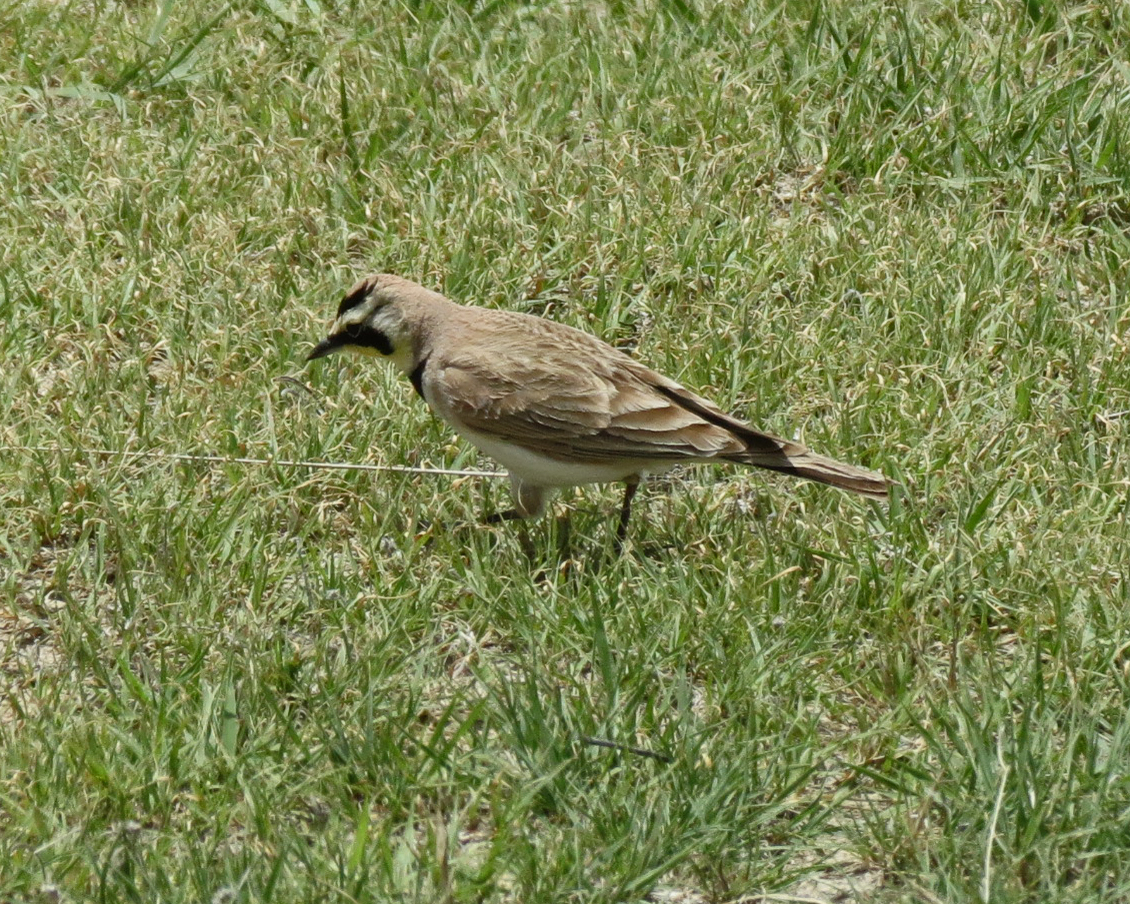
[483,478,544,562]
[479,508,537,561]
[554,510,573,565]
[615,475,641,551]
[484,509,525,524]
[484,479,544,526]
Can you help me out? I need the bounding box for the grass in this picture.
[3,0,1130,901]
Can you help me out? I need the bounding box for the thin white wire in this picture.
[6,446,505,479]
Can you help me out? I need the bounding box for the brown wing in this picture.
[427,330,750,464]
[424,309,890,498]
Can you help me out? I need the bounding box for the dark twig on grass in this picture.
[581,736,673,763]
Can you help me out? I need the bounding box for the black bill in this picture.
[306,334,344,361]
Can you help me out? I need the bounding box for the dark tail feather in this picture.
[740,448,892,498]
[648,382,892,498]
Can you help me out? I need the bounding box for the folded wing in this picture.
[427,322,890,498]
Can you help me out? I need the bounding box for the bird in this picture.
[307,274,891,545]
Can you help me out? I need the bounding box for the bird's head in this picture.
[306,274,424,373]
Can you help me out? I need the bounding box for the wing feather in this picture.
[419,308,890,497]
[427,337,747,463]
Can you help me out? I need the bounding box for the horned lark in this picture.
[307,274,891,542]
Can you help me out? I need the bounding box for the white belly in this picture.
[455,425,664,487]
